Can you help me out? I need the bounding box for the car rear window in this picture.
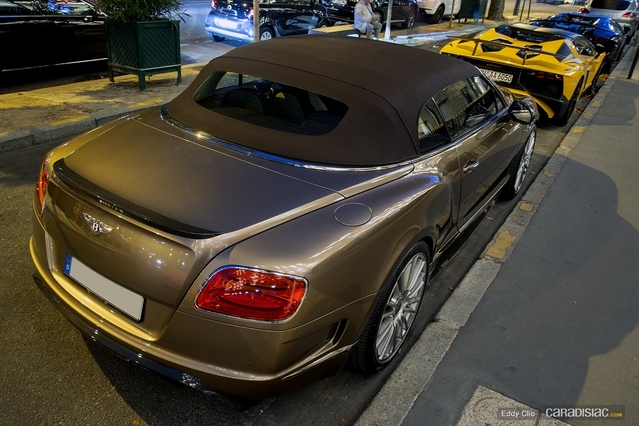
[590,0,630,9]
[193,71,348,136]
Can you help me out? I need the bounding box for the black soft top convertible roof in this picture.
[167,35,480,167]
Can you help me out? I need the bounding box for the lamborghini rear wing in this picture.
[447,36,565,65]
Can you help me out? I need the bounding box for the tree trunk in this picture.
[486,0,505,21]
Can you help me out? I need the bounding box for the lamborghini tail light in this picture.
[35,157,51,216]
[196,267,307,321]
[525,70,564,81]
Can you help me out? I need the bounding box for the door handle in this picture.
[463,159,479,173]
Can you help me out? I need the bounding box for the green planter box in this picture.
[106,20,182,90]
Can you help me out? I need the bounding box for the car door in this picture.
[432,76,518,231]
[416,98,461,250]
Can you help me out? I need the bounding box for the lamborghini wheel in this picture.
[556,80,582,126]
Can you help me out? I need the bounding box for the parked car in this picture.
[579,0,639,41]
[31,35,537,408]
[416,0,460,23]
[325,0,418,29]
[531,13,626,72]
[440,23,606,124]
[0,0,105,72]
[204,0,331,42]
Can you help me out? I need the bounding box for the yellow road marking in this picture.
[486,230,516,259]
[51,115,92,126]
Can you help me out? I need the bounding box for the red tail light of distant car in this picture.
[196,267,307,321]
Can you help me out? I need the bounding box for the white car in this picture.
[417,0,461,22]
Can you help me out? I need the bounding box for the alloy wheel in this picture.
[513,132,535,195]
[375,252,427,362]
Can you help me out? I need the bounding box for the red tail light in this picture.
[578,7,589,13]
[35,157,50,216]
[211,0,216,9]
[621,11,636,18]
[248,6,254,19]
[526,70,564,81]
[196,267,307,321]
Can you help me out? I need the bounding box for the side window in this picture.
[418,98,450,154]
[431,76,499,140]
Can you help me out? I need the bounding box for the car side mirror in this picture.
[509,100,534,125]
[465,105,487,128]
[623,25,631,34]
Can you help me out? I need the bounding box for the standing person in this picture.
[354,0,382,39]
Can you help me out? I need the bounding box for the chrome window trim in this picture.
[160,106,414,173]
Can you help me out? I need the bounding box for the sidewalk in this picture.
[356,41,639,426]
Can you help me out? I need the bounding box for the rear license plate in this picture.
[480,69,514,84]
[64,254,144,321]
[217,19,237,29]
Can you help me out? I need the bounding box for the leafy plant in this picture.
[96,0,186,22]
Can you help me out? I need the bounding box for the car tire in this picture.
[259,27,275,41]
[350,242,430,374]
[208,33,225,42]
[317,20,329,28]
[430,5,444,23]
[501,129,536,200]
[403,12,416,28]
[556,79,582,125]
[586,64,603,95]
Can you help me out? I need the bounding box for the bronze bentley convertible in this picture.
[30,35,537,408]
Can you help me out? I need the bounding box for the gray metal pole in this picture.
[384,0,393,40]
[628,42,639,79]
[253,0,259,42]
[449,0,455,28]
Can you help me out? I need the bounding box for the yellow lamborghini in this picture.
[440,23,606,124]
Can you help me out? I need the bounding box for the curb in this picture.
[0,107,149,153]
[354,40,638,426]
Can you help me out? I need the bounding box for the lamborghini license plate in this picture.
[480,69,514,84]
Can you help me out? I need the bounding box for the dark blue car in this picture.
[531,12,626,72]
